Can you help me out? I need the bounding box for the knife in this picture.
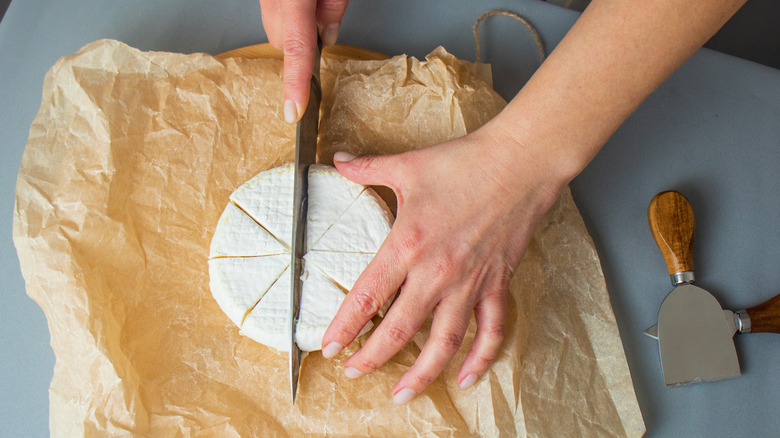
[289,37,322,403]
[647,191,741,386]
[644,293,780,339]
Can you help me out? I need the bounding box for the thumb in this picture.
[333,151,400,189]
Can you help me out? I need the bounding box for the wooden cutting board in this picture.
[217,43,389,61]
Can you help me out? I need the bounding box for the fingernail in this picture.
[321,342,343,359]
[459,373,478,390]
[392,388,417,405]
[345,367,364,379]
[322,23,340,47]
[284,99,298,124]
[333,151,356,162]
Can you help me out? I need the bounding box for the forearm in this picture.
[492,0,746,187]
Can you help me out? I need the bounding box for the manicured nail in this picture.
[459,373,478,390]
[333,151,356,162]
[284,99,298,124]
[321,342,343,359]
[345,367,364,379]
[322,23,340,47]
[392,388,417,405]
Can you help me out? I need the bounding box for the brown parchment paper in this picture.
[13,39,644,437]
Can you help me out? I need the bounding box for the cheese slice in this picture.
[207,254,289,327]
[209,202,288,258]
[208,163,394,353]
[312,188,394,253]
[304,250,376,292]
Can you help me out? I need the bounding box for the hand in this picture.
[320,122,567,404]
[259,0,348,123]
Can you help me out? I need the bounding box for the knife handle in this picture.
[648,191,695,280]
[746,293,780,333]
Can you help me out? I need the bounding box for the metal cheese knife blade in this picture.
[289,37,322,404]
[645,293,780,339]
[647,191,740,387]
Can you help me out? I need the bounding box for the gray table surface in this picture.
[2,1,778,436]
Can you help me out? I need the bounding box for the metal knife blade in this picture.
[289,38,322,404]
[644,309,737,340]
[657,283,741,386]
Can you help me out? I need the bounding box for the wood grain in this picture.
[648,191,696,276]
[216,43,389,61]
[747,294,780,333]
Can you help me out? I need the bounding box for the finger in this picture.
[321,245,406,358]
[457,289,506,390]
[280,0,318,123]
[315,0,349,46]
[390,295,472,404]
[333,152,402,191]
[342,276,434,378]
[259,0,282,48]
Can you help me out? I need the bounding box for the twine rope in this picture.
[474,10,546,65]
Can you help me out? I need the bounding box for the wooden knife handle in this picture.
[746,293,780,333]
[648,191,695,276]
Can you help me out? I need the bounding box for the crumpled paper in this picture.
[13,39,644,437]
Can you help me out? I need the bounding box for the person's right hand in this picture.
[259,0,349,124]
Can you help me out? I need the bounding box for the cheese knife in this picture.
[289,37,322,403]
[647,191,741,386]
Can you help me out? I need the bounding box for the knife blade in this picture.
[645,292,780,339]
[647,191,740,387]
[289,37,322,404]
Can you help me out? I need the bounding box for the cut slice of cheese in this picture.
[306,166,365,246]
[304,249,376,292]
[209,202,288,258]
[209,163,394,353]
[312,188,394,253]
[230,163,294,245]
[239,265,292,352]
[208,254,289,327]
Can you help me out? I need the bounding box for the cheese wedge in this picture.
[208,163,394,352]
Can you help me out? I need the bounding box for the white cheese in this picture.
[208,163,394,353]
[207,254,289,327]
[304,250,376,292]
[312,188,394,253]
[209,202,288,258]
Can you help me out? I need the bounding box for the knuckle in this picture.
[434,331,464,354]
[484,323,505,342]
[432,252,458,279]
[393,224,423,259]
[282,38,310,58]
[474,352,498,368]
[318,0,347,15]
[354,357,381,373]
[346,291,382,318]
[383,322,414,347]
[411,372,436,388]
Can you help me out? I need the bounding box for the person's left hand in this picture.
[319,119,568,404]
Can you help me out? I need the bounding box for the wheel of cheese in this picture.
[208,163,394,352]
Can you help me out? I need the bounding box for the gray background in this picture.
[2,1,778,436]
